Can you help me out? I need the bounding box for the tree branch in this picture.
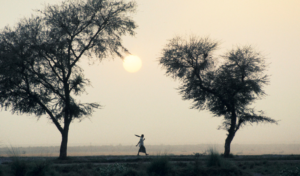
[25,65,66,101]
[42,52,64,80]
[19,80,63,133]
[67,18,108,80]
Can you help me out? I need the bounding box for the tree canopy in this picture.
[0,0,137,159]
[159,36,277,157]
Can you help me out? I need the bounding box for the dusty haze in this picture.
[0,0,299,149]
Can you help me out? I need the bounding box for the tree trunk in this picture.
[59,126,69,159]
[224,111,237,158]
[60,80,70,160]
[224,129,236,158]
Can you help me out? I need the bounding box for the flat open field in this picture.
[2,144,300,156]
[1,154,300,176]
[1,144,300,175]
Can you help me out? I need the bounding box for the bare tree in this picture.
[0,0,137,159]
[159,36,277,157]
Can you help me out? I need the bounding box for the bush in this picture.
[206,148,238,170]
[206,148,223,167]
[147,156,173,176]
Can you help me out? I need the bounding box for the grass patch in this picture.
[206,148,235,168]
[279,166,300,176]
[2,154,300,176]
[203,167,244,176]
[10,159,28,176]
[9,159,58,176]
[118,168,145,176]
[204,148,246,176]
[147,156,173,176]
[98,163,128,176]
[206,148,223,167]
[26,161,53,176]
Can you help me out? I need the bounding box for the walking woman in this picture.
[135,134,149,156]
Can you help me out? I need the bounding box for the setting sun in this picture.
[123,55,142,73]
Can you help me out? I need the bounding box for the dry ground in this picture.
[1,154,300,176]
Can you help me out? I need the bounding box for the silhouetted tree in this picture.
[0,0,136,159]
[159,36,277,157]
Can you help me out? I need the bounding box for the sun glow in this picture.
[123,55,142,73]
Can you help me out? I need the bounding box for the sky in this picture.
[0,0,300,148]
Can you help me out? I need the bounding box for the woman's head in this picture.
[141,134,144,138]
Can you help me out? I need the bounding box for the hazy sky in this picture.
[0,0,299,147]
